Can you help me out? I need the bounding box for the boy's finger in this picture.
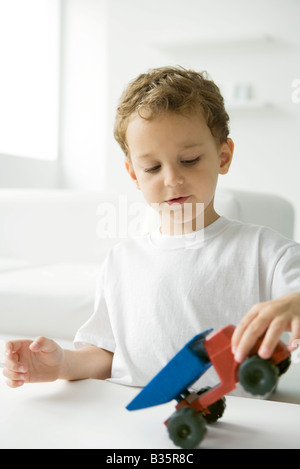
[5,377,25,388]
[257,318,286,359]
[29,336,57,353]
[5,347,19,363]
[4,341,27,371]
[233,316,271,363]
[5,340,24,358]
[3,355,27,373]
[231,307,259,350]
[5,341,15,357]
[288,318,300,351]
[2,367,27,382]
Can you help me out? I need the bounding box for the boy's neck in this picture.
[160,210,220,236]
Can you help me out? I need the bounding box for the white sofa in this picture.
[0,187,295,352]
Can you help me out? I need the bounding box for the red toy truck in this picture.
[127,325,291,448]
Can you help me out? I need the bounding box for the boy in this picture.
[3,66,300,390]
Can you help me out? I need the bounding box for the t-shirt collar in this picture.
[148,216,228,250]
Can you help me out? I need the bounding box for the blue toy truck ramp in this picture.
[127,329,213,411]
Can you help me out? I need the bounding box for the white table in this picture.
[1,364,300,449]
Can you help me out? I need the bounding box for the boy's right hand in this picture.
[3,337,64,388]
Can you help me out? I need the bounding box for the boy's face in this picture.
[125,111,234,235]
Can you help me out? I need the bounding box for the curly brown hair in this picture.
[114,66,230,158]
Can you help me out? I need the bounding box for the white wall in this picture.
[59,0,108,189]
[1,0,299,240]
[0,154,58,188]
[0,0,108,191]
[105,0,300,241]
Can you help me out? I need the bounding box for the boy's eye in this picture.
[144,156,201,173]
[144,164,161,173]
[182,156,201,165]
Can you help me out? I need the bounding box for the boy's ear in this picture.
[219,138,234,175]
[124,159,140,189]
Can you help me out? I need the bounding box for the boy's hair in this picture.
[114,66,230,158]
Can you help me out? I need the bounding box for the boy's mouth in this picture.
[166,196,190,205]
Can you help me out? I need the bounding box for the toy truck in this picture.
[127,325,291,449]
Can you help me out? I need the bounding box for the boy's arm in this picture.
[232,292,300,363]
[3,337,113,388]
[60,345,113,381]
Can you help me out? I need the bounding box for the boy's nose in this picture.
[164,166,184,187]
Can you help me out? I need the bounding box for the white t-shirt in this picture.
[74,217,300,389]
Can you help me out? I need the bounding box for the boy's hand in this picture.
[3,337,65,388]
[232,292,300,363]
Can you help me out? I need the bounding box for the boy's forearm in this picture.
[59,345,113,381]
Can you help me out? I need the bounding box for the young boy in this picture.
[3,66,300,390]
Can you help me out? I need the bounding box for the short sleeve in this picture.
[271,244,300,298]
[73,261,116,353]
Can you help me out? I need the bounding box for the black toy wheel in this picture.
[277,355,291,376]
[167,407,206,449]
[238,355,279,395]
[197,386,226,423]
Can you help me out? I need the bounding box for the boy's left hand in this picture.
[232,292,300,363]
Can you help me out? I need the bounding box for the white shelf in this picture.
[152,34,276,55]
[226,100,270,110]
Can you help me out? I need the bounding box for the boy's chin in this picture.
[159,202,204,225]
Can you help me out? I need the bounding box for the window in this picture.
[0,0,60,160]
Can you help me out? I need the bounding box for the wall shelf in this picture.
[151,34,276,56]
[226,100,271,111]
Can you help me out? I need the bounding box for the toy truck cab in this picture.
[127,325,291,449]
